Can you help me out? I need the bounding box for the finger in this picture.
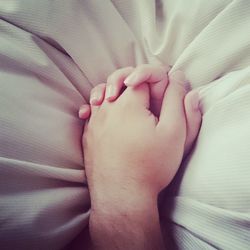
[124,64,170,116]
[183,90,202,156]
[124,64,170,87]
[79,104,91,119]
[105,67,134,101]
[89,85,105,116]
[90,83,106,105]
[157,71,189,134]
[119,83,150,109]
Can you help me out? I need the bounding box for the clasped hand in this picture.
[79,65,201,209]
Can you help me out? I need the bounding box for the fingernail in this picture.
[124,72,138,85]
[191,92,200,111]
[90,91,99,105]
[105,85,115,100]
[78,106,87,118]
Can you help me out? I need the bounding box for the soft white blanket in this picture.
[0,1,249,249]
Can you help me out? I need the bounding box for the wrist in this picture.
[91,191,158,217]
[89,183,159,231]
[89,193,164,250]
[89,180,159,215]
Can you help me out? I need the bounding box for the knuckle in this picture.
[158,64,167,72]
[124,66,134,71]
[107,67,135,85]
[135,64,149,73]
[107,68,128,83]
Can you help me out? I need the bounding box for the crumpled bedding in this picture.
[0,0,249,249]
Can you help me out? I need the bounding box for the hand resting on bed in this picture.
[78,65,202,249]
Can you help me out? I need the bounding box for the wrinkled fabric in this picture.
[0,0,249,249]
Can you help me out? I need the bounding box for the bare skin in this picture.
[79,65,202,250]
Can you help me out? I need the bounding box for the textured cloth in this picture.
[0,0,250,249]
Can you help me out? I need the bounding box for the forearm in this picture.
[89,193,165,250]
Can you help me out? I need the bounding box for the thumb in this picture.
[157,71,189,137]
[183,90,202,157]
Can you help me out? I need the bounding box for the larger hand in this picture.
[82,70,201,250]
